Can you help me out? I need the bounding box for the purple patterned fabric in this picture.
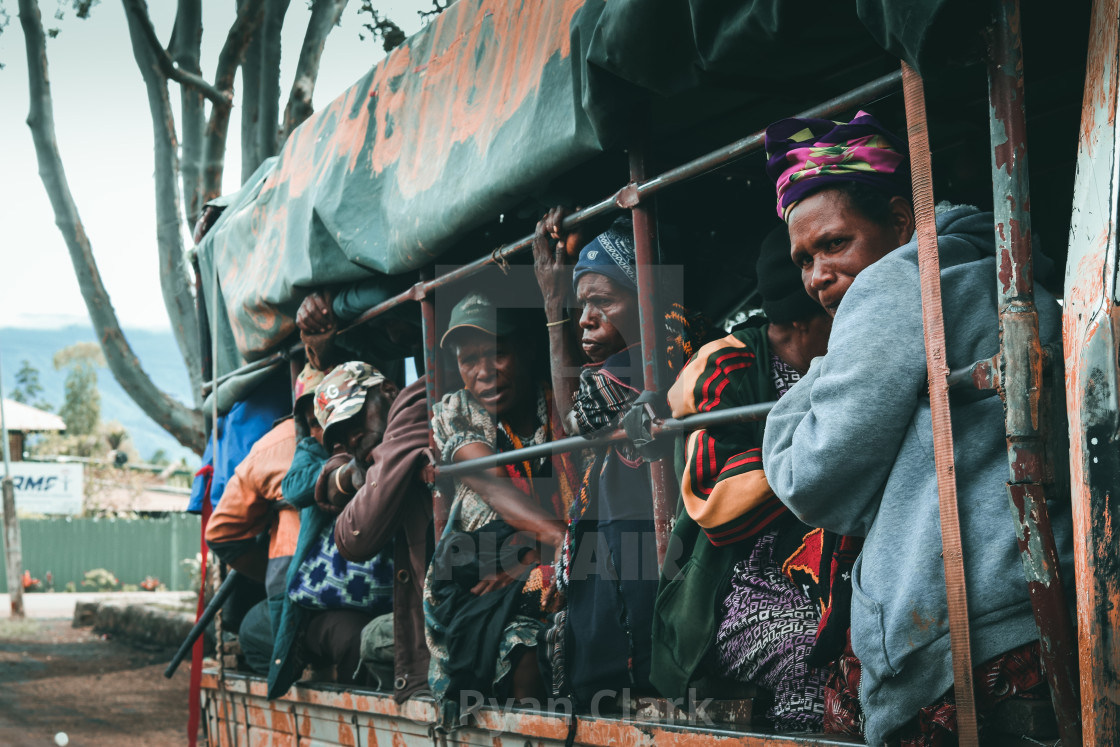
[769,353,803,399]
[764,110,910,221]
[716,530,827,731]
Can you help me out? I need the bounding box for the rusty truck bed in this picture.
[199,670,864,747]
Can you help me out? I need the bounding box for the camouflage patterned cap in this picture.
[294,362,328,405]
[313,361,386,446]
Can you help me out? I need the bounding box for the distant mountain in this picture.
[0,325,199,465]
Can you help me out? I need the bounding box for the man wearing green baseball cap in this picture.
[438,291,521,348]
[424,291,579,711]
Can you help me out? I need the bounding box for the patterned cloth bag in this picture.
[288,520,393,613]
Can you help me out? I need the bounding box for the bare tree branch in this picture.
[282,0,348,138]
[239,0,288,182]
[358,1,404,52]
[121,0,203,404]
[166,58,229,106]
[123,0,230,107]
[416,0,448,23]
[255,0,290,165]
[18,0,205,452]
[202,0,265,202]
[0,6,12,69]
[239,5,263,183]
[170,0,205,228]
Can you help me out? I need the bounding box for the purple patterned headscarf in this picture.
[764,110,910,221]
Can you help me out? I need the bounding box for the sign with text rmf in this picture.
[0,463,83,515]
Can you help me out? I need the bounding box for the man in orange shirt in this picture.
[205,372,314,672]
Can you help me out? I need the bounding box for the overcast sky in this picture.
[0,0,427,330]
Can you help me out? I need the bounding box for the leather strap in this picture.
[902,61,981,746]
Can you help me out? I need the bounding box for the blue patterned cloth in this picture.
[572,219,637,293]
[288,522,393,613]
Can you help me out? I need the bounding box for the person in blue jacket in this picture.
[759,111,1074,745]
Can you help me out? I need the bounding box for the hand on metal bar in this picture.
[620,391,673,462]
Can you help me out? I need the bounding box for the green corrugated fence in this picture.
[0,514,202,592]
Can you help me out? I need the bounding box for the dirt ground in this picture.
[0,618,196,746]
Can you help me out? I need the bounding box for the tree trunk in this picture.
[170,0,205,230]
[240,0,289,181]
[256,0,290,162]
[282,0,349,138]
[18,0,206,453]
[202,0,266,203]
[239,0,264,183]
[122,0,204,403]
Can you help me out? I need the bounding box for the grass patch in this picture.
[0,618,41,639]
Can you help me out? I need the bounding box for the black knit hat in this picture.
[756,226,823,324]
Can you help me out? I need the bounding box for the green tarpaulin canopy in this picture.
[197,0,984,369]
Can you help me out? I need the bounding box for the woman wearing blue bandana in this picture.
[532,207,703,707]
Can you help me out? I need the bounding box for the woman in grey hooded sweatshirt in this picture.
[759,111,1073,746]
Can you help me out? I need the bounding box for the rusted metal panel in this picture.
[201,672,860,747]
[292,705,360,745]
[1064,0,1120,743]
[986,4,1083,743]
[227,695,252,747]
[245,699,298,747]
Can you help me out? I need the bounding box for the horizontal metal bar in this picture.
[409,198,622,300]
[945,343,1060,394]
[947,354,1000,391]
[436,429,624,478]
[409,71,904,305]
[336,287,418,336]
[659,400,776,431]
[634,71,903,202]
[201,344,299,396]
[203,286,422,395]
[436,400,775,479]
[199,72,903,393]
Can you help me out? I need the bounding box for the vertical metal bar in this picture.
[419,271,449,540]
[209,242,226,710]
[192,256,213,384]
[0,353,23,619]
[987,2,1083,743]
[1063,0,1120,742]
[627,145,677,568]
[211,250,221,491]
[901,62,981,746]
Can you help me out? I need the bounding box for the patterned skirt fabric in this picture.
[715,531,827,731]
[825,634,1048,745]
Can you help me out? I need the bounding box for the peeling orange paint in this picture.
[1080,0,1120,152]
[263,0,584,206]
[1066,0,1120,732]
[207,0,594,358]
[202,671,847,746]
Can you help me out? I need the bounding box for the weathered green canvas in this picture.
[197,0,978,366]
